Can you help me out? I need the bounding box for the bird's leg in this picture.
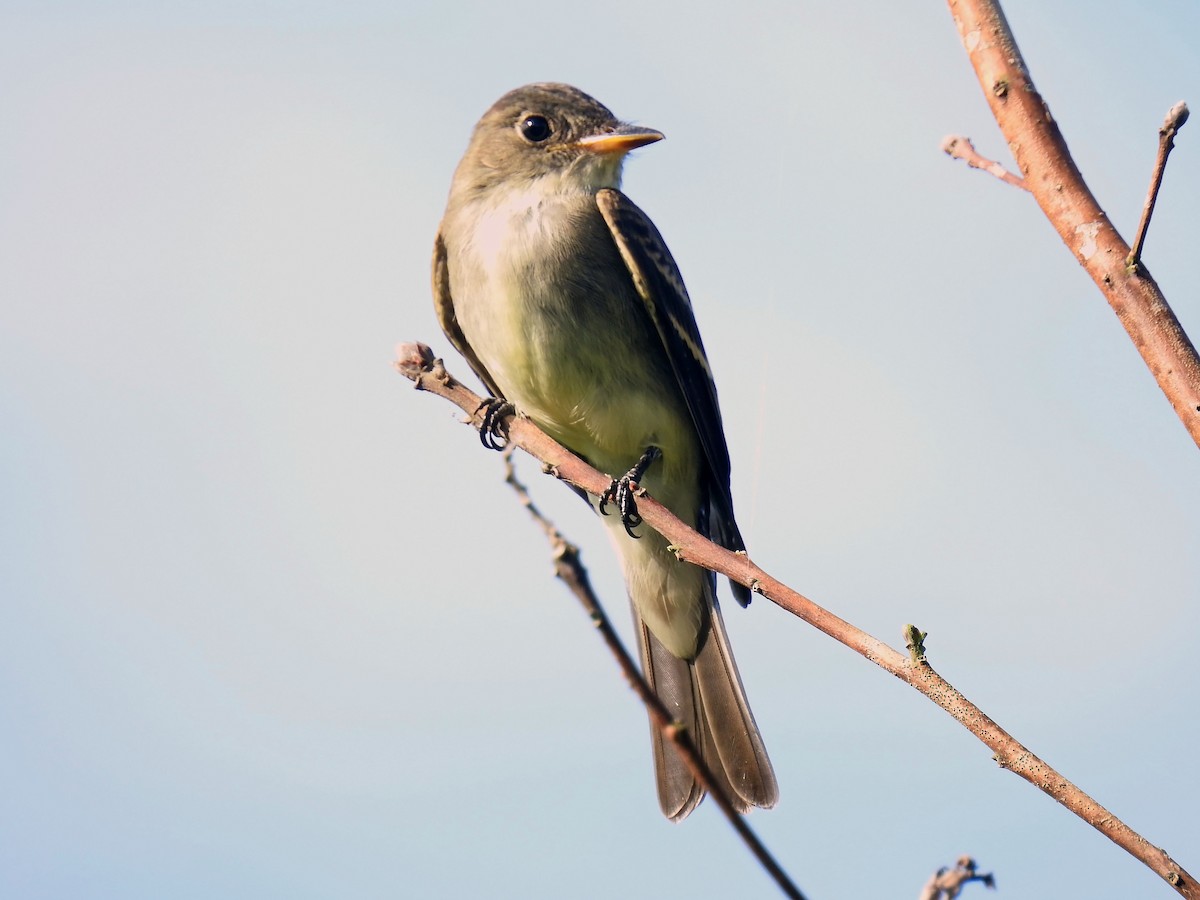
[599,445,662,538]
[477,398,515,451]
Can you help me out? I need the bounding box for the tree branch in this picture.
[1128,101,1190,269]
[396,341,1198,898]
[918,855,996,900]
[947,0,1200,449]
[499,449,806,900]
[941,134,1029,190]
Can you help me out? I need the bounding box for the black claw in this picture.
[598,445,662,538]
[477,399,514,451]
[621,502,644,538]
[598,480,619,518]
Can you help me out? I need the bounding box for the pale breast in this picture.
[446,184,699,490]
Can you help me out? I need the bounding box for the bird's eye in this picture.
[519,115,552,143]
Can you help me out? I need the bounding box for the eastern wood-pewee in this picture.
[432,83,777,820]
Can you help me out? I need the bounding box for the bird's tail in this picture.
[635,592,778,821]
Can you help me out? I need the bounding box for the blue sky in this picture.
[3,2,1198,898]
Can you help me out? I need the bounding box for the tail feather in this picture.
[693,599,778,809]
[638,619,705,821]
[635,593,777,821]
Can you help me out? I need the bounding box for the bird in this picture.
[431,82,776,820]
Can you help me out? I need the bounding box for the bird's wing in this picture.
[432,228,505,400]
[596,189,750,606]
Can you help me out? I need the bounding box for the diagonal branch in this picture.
[941,134,1029,189]
[1128,101,1190,268]
[396,341,1198,898]
[947,0,1200,449]
[499,450,806,900]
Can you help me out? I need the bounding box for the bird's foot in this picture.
[477,398,514,451]
[599,445,662,538]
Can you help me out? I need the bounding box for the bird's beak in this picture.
[576,125,664,155]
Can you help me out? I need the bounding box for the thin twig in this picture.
[1127,102,1190,269]
[499,450,806,900]
[947,0,1200,449]
[396,342,1199,899]
[918,855,996,900]
[941,134,1029,190]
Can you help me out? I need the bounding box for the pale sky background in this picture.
[3,2,1198,898]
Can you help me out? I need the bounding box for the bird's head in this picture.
[449,83,664,200]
